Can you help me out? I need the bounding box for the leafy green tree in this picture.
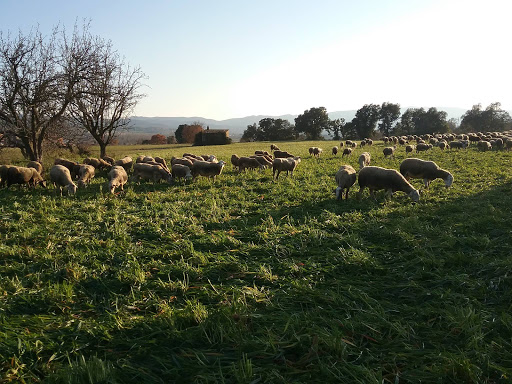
[241,118,295,141]
[342,121,357,139]
[294,107,330,140]
[241,123,259,142]
[378,102,401,137]
[326,118,345,140]
[460,102,512,132]
[396,107,448,136]
[350,104,381,139]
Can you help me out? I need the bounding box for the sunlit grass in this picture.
[1,140,511,383]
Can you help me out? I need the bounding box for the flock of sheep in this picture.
[0,129,510,202]
[329,130,512,202]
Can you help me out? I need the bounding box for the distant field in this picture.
[1,141,511,383]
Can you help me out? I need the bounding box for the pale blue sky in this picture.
[1,0,511,119]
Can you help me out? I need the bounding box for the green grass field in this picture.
[1,141,511,383]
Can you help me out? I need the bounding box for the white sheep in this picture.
[477,141,492,151]
[273,150,295,158]
[416,143,433,152]
[191,160,226,181]
[399,158,453,188]
[26,161,43,175]
[171,164,192,181]
[50,165,78,195]
[358,152,371,169]
[405,144,415,154]
[0,165,13,187]
[108,166,128,194]
[231,154,240,170]
[238,157,264,172]
[334,165,356,200]
[383,146,396,159]
[342,148,352,157]
[77,164,95,188]
[133,163,172,184]
[6,166,46,188]
[84,157,110,170]
[357,166,420,202]
[250,155,273,168]
[114,156,133,173]
[272,156,301,180]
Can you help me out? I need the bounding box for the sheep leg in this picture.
[344,188,349,200]
[423,178,430,188]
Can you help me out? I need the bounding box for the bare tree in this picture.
[0,24,98,161]
[68,39,146,158]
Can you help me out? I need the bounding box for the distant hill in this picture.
[126,107,491,142]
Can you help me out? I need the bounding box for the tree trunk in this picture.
[99,142,107,158]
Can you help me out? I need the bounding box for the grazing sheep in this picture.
[135,155,145,163]
[437,141,447,150]
[506,139,512,150]
[400,158,453,188]
[231,154,240,170]
[273,150,295,158]
[270,144,280,152]
[332,146,338,156]
[416,143,433,152]
[171,157,194,168]
[108,166,128,194]
[338,141,344,148]
[308,147,314,156]
[238,157,264,172]
[250,155,273,168]
[477,140,492,151]
[77,164,95,188]
[405,144,415,154]
[342,148,352,157]
[114,156,133,173]
[358,152,371,169]
[6,166,46,188]
[334,165,356,200]
[357,166,420,202]
[84,157,110,170]
[191,160,226,181]
[366,139,373,146]
[152,156,169,170]
[312,147,323,157]
[102,155,115,165]
[171,164,192,181]
[272,156,301,180]
[133,163,172,184]
[383,146,396,159]
[183,153,204,161]
[0,165,13,188]
[50,165,77,195]
[449,141,467,150]
[54,158,81,179]
[26,161,43,175]
[345,140,354,147]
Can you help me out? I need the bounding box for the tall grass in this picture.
[1,140,511,383]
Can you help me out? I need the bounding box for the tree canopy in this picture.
[294,107,330,140]
[460,103,512,132]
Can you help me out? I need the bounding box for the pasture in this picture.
[1,141,511,383]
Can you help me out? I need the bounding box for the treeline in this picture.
[241,103,512,142]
